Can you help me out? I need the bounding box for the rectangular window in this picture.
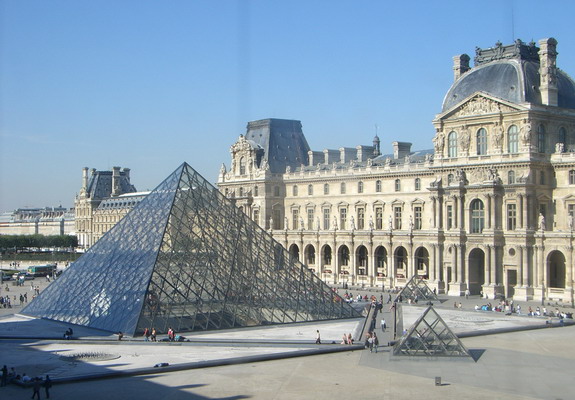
[507,203,516,231]
[394,207,402,230]
[307,208,314,230]
[569,204,575,218]
[357,208,365,230]
[570,170,575,185]
[375,207,383,230]
[447,205,453,230]
[414,206,422,230]
[340,208,347,230]
[292,209,299,230]
[253,209,260,226]
[323,208,330,230]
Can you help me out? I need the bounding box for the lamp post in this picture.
[541,283,545,306]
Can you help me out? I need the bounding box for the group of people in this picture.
[364,332,379,353]
[473,300,574,320]
[143,327,157,341]
[340,333,354,344]
[1,365,52,398]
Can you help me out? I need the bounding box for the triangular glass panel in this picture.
[392,306,471,358]
[23,163,360,335]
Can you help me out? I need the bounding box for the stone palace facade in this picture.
[217,38,575,303]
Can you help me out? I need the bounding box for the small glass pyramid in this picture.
[395,275,439,303]
[23,163,360,335]
[393,306,471,357]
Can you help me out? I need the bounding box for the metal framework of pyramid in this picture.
[23,162,360,336]
[392,306,471,358]
[395,275,439,303]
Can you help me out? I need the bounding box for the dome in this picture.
[442,40,575,112]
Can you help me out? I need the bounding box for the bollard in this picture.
[435,377,441,386]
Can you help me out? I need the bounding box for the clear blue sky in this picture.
[2,1,575,212]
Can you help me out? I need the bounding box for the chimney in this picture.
[82,167,89,190]
[393,142,412,159]
[453,54,470,81]
[539,37,558,106]
[112,166,121,197]
[373,135,381,157]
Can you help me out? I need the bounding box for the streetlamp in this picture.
[541,283,545,306]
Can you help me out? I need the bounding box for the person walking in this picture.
[372,332,379,353]
[315,330,321,344]
[32,377,42,399]
[381,318,387,333]
[43,375,52,398]
[1,365,7,387]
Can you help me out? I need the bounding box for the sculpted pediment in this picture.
[438,92,525,121]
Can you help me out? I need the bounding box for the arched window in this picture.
[375,180,382,192]
[476,128,487,155]
[538,124,546,153]
[308,184,313,195]
[358,181,364,193]
[394,179,401,192]
[292,185,298,196]
[508,125,519,153]
[448,131,458,157]
[470,199,485,234]
[323,184,330,195]
[414,178,421,191]
[340,182,346,194]
[508,170,515,184]
[239,157,246,175]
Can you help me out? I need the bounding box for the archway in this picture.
[468,248,485,295]
[375,246,387,277]
[356,245,368,276]
[288,244,300,262]
[394,246,408,278]
[338,245,350,268]
[548,251,566,288]
[304,244,316,266]
[414,247,429,279]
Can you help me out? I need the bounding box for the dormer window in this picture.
[239,157,246,175]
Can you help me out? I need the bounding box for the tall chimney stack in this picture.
[539,37,558,106]
[453,54,470,81]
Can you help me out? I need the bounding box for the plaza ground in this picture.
[0,278,574,399]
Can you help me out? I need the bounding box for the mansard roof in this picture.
[244,118,310,174]
[442,40,575,112]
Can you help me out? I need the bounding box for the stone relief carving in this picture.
[493,121,504,150]
[433,129,445,154]
[459,125,470,152]
[520,119,532,145]
[453,96,502,117]
[555,142,565,153]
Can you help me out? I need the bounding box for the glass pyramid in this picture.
[395,275,439,303]
[393,306,471,358]
[23,163,360,335]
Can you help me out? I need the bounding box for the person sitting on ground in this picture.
[21,373,31,383]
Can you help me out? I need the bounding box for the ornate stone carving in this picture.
[492,121,504,150]
[453,96,502,117]
[555,142,565,153]
[459,125,470,152]
[520,119,532,146]
[433,129,445,154]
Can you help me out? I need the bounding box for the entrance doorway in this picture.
[506,269,517,298]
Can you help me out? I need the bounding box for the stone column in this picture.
[519,245,525,287]
[487,195,492,229]
[567,245,574,306]
[432,197,437,228]
[460,196,466,230]
[451,245,458,283]
[518,194,524,229]
[369,241,375,286]
[457,244,465,284]
[453,196,458,229]
[430,244,437,282]
[485,245,492,285]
